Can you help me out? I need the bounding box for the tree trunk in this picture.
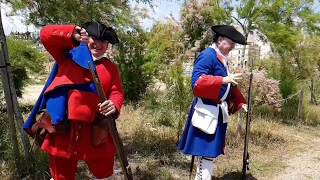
[0,8,33,173]
[310,78,318,105]
[297,89,305,120]
[0,61,20,168]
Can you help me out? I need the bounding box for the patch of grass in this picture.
[117,105,295,179]
[134,160,159,179]
[134,160,176,180]
[76,161,94,179]
[0,161,10,180]
[159,168,175,180]
[254,104,278,119]
[118,105,178,157]
[0,115,10,161]
[304,104,320,125]
[249,119,286,148]
[2,96,317,179]
[227,116,286,149]
[280,97,300,124]
[215,115,290,179]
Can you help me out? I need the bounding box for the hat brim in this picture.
[82,22,119,44]
[211,25,247,45]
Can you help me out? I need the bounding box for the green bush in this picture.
[280,78,299,99]
[115,29,153,102]
[255,58,281,80]
[1,38,47,97]
[280,97,300,122]
[279,59,299,98]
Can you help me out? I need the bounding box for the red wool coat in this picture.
[40,25,125,160]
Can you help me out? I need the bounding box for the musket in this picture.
[88,60,133,180]
[242,60,254,179]
[189,155,195,180]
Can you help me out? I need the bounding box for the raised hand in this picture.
[73,26,90,44]
[222,73,243,85]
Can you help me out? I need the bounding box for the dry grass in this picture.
[1,102,319,179]
[214,116,289,179]
[0,161,10,180]
[117,105,190,179]
[305,104,320,125]
[113,105,320,179]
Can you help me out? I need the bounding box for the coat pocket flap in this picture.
[193,98,219,117]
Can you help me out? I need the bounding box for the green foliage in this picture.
[254,57,299,99]
[18,151,50,179]
[6,0,155,103]
[143,60,193,143]
[279,60,299,98]
[181,0,231,48]
[143,21,193,129]
[294,36,320,80]
[6,0,124,26]
[0,37,45,104]
[6,38,47,97]
[6,0,152,26]
[144,22,184,77]
[165,62,193,134]
[7,38,46,74]
[115,28,152,102]
[280,97,300,122]
[255,58,281,80]
[11,66,28,97]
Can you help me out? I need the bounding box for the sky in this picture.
[1,0,319,35]
[130,0,184,30]
[1,3,36,35]
[0,1,184,35]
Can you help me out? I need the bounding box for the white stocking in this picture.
[194,157,214,180]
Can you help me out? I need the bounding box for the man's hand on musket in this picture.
[99,100,116,117]
[242,104,248,112]
[222,73,243,85]
[73,26,90,44]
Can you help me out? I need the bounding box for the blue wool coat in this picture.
[178,47,246,158]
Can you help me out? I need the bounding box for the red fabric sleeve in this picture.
[107,63,125,118]
[40,25,77,63]
[193,75,224,102]
[227,86,247,114]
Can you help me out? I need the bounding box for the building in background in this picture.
[229,30,272,68]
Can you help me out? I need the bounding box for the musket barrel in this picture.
[88,61,133,180]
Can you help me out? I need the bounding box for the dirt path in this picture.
[19,84,44,105]
[272,129,320,180]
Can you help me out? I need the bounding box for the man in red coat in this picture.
[33,22,124,180]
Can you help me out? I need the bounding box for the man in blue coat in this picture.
[178,25,248,180]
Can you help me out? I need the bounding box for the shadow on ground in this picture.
[214,171,257,180]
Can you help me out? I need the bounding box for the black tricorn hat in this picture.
[211,25,247,45]
[82,21,119,44]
